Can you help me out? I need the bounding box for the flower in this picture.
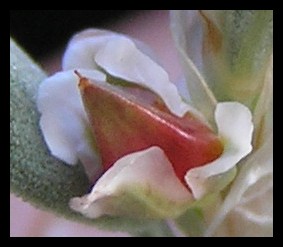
[36,10,272,236]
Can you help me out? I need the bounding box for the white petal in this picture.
[37,69,105,179]
[94,35,203,119]
[63,28,205,122]
[206,134,273,236]
[63,29,160,71]
[63,29,119,70]
[170,10,204,72]
[174,77,192,104]
[185,102,254,199]
[170,10,217,124]
[70,147,193,219]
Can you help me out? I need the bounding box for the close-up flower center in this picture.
[10,10,273,237]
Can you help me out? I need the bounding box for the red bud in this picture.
[78,73,223,188]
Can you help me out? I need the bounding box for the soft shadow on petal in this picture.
[170,10,217,126]
[170,10,204,72]
[37,69,105,179]
[185,102,253,199]
[70,147,193,219]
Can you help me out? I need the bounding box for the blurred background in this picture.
[10,10,182,237]
[10,11,136,60]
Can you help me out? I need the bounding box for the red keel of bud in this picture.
[78,74,223,188]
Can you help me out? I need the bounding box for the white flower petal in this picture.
[185,102,253,199]
[174,77,192,104]
[37,69,106,179]
[62,28,206,122]
[170,10,217,125]
[70,147,193,219]
[206,134,273,237]
[170,10,204,72]
[94,35,203,119]
[62,29,119,70]
[63,29,160,71]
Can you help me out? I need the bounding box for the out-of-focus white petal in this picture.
[170,10,217,126]
[37,69,105,179]
[205,134,273,237]
[94,36,203,120]
[174,77,192,104]
[70,147,193,219]
[185,102,253,199]
[170,10,204,72]
[229,174,273,236]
